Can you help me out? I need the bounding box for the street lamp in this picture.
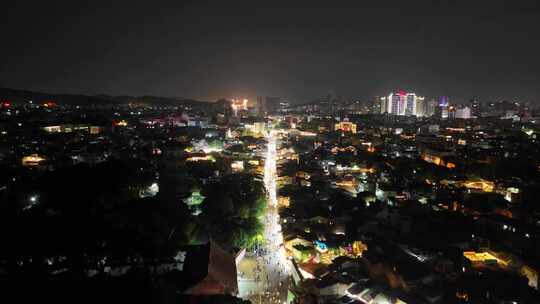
[29,195,37,203]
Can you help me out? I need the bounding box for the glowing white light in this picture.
[263,130,290,272]
[23,195,40,211]
[140,182,159,198]
[149,183,159,194]
[264,131,278,207]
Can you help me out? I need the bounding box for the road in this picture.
[238,130,291,304]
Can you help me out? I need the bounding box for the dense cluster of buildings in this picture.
[375,92,532,122]
[268,97,540,303]
[378,92,474,120]
[380,92,426,117]
[1,90,540,303]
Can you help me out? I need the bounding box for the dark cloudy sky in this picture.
[1,0,540,103]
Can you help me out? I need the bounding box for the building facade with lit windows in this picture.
[383,92,425,116]
[334,119,357,134]
[455,106,472,119]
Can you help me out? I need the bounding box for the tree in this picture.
[197,173,266,249]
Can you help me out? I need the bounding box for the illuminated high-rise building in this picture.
[415,96,426,117]
[439,96,450,119]
[231,98,248,116]
[441,108,449,119]
[388,92,404,115]
[405,93,416,116]
[385,91,424,116]
[455,106,471,119]
[379,96,387,113]
[439,96,449,107]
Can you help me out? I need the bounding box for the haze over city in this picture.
[2,0,540,102]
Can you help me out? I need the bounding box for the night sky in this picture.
[1,0,540,103]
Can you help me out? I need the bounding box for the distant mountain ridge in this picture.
[0,87,211,107]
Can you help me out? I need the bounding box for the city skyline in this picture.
[2,1,540,102]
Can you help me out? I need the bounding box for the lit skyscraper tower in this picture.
[439,96,449,107]
[415,96,425,117]
[388,92,405,115]
[386,91,424,116]
[439,96,450,119]
[455,106,471,119]
[379,96,387,113]
[397,92,406,115]
[388,93,398,114]
[405,93,416,116]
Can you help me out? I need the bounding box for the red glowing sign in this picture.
[43,100,57,107]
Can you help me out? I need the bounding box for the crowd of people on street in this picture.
[245,132,291,304]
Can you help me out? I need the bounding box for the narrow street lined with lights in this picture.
[239,129,291,304]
